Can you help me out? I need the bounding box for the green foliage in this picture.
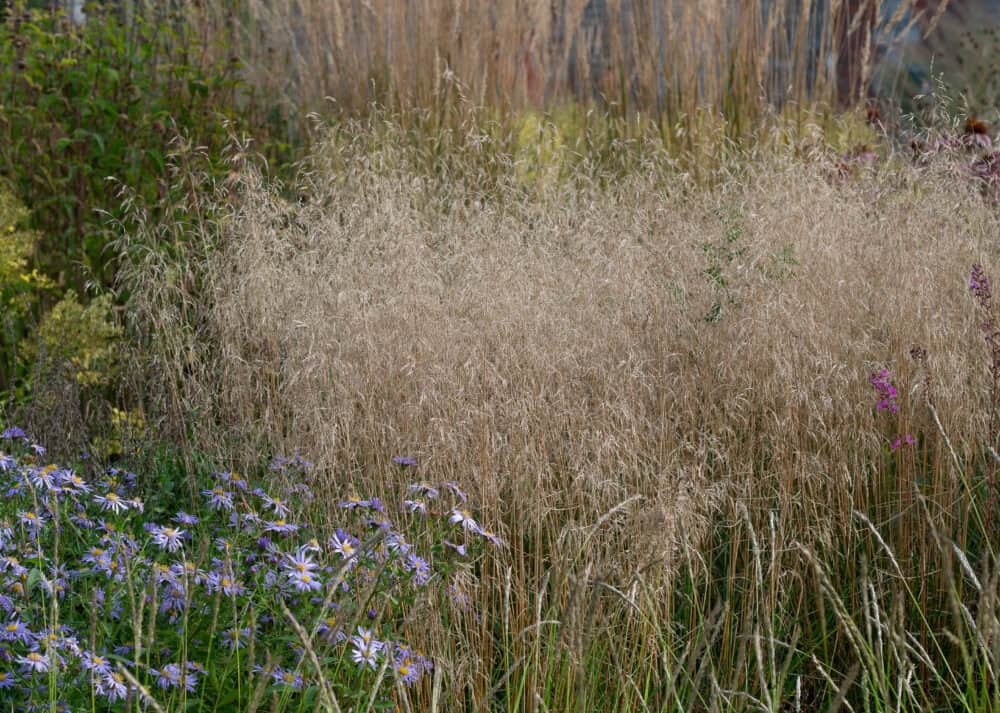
[702,207,746,323]
[0,2,243,292]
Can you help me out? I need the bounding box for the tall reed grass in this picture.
[170,0,945,145]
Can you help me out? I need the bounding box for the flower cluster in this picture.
[870,368,914,452]
[0,433,500,711]
[870,369,899,414]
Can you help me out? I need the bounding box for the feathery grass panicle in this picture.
[114,116,1000,709]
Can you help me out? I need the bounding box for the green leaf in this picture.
[26,568,43,593]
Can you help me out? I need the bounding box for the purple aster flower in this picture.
[93,492,130,515]
[174,511,199,526]
[152,662,199,692]
[81,546,108,565]
[283,548,320,577]
[260,493,291,517]
[28,465,60,492]
[18,510,44,532]
[393,456,417,467]
[216,471,250,491]
[93,553,126,580]
[148,524,186,552]
[170,560,205,584]
[329,531,361,562]
[41,569,69,599]
[221,627,251,650]
[205,571,244,598]
[0,427,26,440]
[263,518,299,534]
[338,495,369,510]
[443,540,468,557]
[394,655,422,686]
[159,585,187,614]
[271,667,303,689]
[287,569,323,592]
[448,578,471,609]
[449,508,481,533]
[385,531,411,555]
[1,619,33,644]
[350,627,383,670]
[62,472,90,493]
[201,486,234,512]
[96,671,129,702]
[403,499,427,515]
[149,666,173,689]
[16,651,49,673]
[0,670,16,688]
[444,481,468,502]
[0,555,26,577]
[408,482,440,499]
[477,529,504,548]
[317,609,345,643]
[405,553,432,585]
[81,651,113,676]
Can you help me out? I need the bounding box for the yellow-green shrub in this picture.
[23,290,120,388]
[0,189,50,322]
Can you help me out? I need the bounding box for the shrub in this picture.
[22,290,119,388]
[0,2,247,294]
[0,187,51,395]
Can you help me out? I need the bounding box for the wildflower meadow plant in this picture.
[970,263,1000,525]
[0,431,501,711]
[870,368,914,451]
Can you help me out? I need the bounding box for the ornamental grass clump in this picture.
[0,433,500,711]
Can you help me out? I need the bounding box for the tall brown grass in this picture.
[172,0,941,142]
[116,119,999,709]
